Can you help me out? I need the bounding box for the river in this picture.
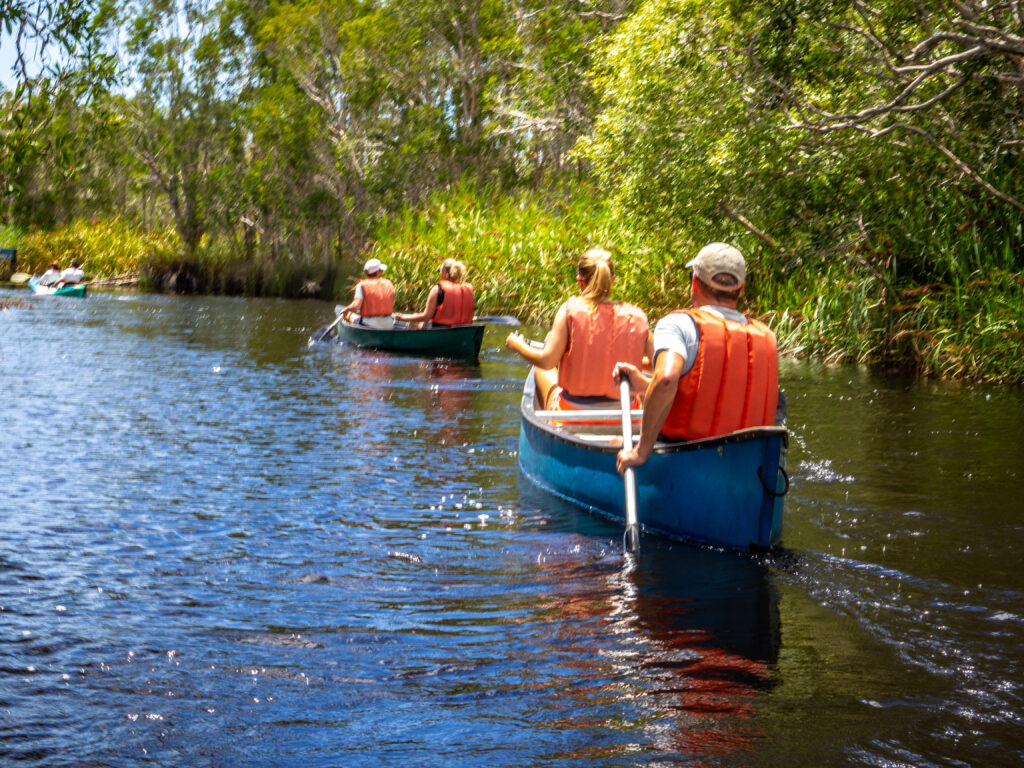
[1,291,1021,767]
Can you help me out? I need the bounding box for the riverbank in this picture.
[4,186,1022,384]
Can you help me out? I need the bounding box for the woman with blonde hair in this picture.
[397,258,475,328]
[506,248,652,411]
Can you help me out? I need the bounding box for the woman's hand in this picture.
[505,330,523,351]
[613,362,647,394]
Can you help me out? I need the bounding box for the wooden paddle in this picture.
[9,272,31,284]
[308,305,345,344]
[619,378,641,552]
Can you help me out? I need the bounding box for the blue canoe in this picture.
[517,372,789,551]
[28,276,87,297]
[335,318,485,360]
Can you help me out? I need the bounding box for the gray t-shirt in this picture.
[652,305,748,375]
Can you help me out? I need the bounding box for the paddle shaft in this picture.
[309,313,344,344]
[619,378,640,551]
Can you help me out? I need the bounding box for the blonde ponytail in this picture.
[577,248,614,308]
[441,258,466,283]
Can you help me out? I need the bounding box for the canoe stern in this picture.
[517,374,787,551]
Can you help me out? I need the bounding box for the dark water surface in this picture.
[1,291,1021,767]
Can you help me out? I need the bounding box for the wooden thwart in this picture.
[534,408,642,421]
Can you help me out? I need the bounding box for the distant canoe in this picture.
[517,372,788,551]
[28,276,87,297]
[335,318,485,360]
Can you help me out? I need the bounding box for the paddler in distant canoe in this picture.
[38,261,62,287]
[341,257,396,330]
[396,258,475,329]
[55,258,85,288]
[505,247,652,414]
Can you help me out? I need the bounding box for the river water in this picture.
[1,291,1021,767]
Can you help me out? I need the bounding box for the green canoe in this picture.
[29,276,87,297]
[335,318,485,360]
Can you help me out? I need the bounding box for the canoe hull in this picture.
[336,320,485,359]
[517,376,787,551]
[28,276,87,297]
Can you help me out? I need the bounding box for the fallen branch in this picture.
[86,272,141,287]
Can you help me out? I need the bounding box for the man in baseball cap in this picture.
[615,242,780,471]
[339,257,396,329]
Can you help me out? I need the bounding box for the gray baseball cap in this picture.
[686,243,745,290]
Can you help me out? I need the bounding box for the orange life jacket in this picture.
[660,308,779,441]
[558,297,649,400]
[359,277,395,317]
[432,280,474,326]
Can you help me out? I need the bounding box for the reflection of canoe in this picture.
[28,276,87,297]
[335,318,485,359]
[517,372,788,551]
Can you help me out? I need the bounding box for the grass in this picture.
[15,219,178,279]
[369,179,694,324]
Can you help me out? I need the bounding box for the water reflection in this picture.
[519,488,780,764]
[413,360,479,447]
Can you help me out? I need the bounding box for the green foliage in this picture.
[373,180,1024,383]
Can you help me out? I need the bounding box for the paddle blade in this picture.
[10,272,30,284]
[309,316,340,344]
[309,323,338,344]
[473,315,520,326]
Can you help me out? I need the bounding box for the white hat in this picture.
[686,242,745,290]
[363,257,386,274]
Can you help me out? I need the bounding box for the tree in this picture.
[490,0,636,181]
[756,0,1024,214]
[0,0,115,223]
[114,0,248,256]
[579,0,1024,285]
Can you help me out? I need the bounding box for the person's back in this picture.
[432,260,474,326]
[59,260,84,285]
[657,306,778,440]
[558,297,648,401]
[397,258,474,329]
[359,275,395,317]
[506,247,652,410]
[39,263,61,286]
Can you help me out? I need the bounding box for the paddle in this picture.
[619,378,641,552]
[9,272,31,284]
[473,315,520,326]
[308,305,345,345]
